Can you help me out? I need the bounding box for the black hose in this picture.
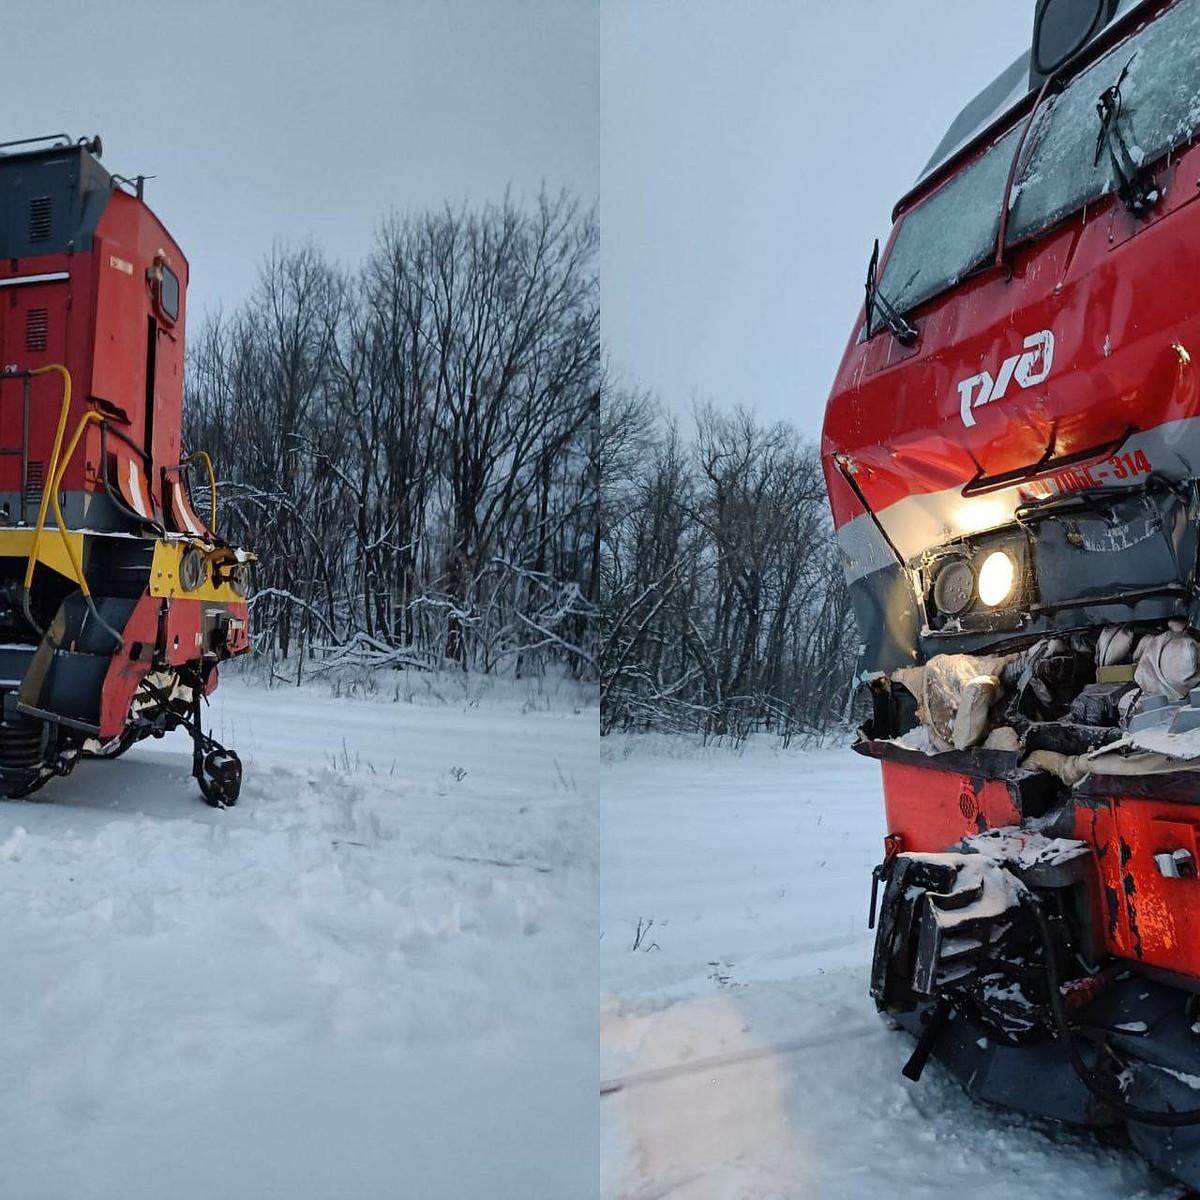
[1024,895,1200,1127]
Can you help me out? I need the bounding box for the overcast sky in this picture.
[602,1,1034,435]
[1,0,598,320]
[2,1,1034,440]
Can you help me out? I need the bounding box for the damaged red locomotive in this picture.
[823,0,1200,1186]
[0,133,250,805]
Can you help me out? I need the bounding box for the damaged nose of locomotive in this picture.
[823,0,1200,1183]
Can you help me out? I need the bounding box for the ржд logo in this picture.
[958,330,1055,428]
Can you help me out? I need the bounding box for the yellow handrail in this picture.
[19,367,124,645]
[23,364,75,594]
[181,450,217,532]
[46,411,104,598]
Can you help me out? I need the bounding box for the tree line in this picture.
[599,391,857,740]
[184,192,599,681]
[184,189,858,723]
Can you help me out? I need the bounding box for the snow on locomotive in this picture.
[823,0,1200,1186]
[0,133,250,805]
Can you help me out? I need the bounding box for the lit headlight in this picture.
[977,551,1017,608]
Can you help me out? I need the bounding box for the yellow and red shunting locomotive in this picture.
[0,133,250,805]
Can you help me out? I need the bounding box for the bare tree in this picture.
[184,193,599,681]
[600,397,857,740]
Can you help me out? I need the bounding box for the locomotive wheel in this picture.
[5,773,52,800]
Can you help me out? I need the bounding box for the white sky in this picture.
[0,0,599,320]
[2,1,1036,438]
[602,1,1035,435]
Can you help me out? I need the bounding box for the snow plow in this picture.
[823,0,1200,1186]
[0,134,250,805]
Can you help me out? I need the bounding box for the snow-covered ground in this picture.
[601,736,1179,1200]
[0,673,597,1199]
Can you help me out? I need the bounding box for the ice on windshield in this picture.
[1009,0,1200,243]
[875,0,1200,331]
[875,127,1020,325]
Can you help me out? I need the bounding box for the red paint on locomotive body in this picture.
[824,135,1200,548]
[824,0,1200,578]
[1075,794,1200,976]
[0,186,189,508]
[880,760,1022,851]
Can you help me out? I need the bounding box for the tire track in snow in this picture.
[600,1020,885,1095]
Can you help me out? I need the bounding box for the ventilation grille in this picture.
[28,197,51,242]
[24,461,43,498]
[24,309,47,352]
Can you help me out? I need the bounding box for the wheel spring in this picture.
[0,716,44,789]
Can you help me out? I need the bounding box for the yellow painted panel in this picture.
[0,527,85,582]
[150,540,246,602]
[0,528,246,602]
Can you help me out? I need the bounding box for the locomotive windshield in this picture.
[871,126,1019,329]
[873,0,1200,332]
[1009,0,1200,241]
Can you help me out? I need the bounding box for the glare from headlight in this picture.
[977,551,1016,608]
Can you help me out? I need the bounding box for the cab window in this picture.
[1008,0,1200,245]
[158,265,180,323]
[873,126,1020,329]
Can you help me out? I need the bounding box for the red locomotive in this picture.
[823,0,1200,1186]
[0,133,250,805]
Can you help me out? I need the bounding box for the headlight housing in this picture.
[923,533,1032,631]
[179,547,208,592]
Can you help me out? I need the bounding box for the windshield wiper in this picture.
[865,239,918,347]
[1094,54,1159,217]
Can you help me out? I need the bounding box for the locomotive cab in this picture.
[823,0,1200,1184]
[0,134,251,805]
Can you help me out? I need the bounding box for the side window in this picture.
[158,265,180,323]
[1009,0,1200,245]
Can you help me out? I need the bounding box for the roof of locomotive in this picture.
[0,136,112,258]
[0,135,186,279]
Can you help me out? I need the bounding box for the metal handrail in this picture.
[20,367,123,646]
[181,450,217,532]
[0,133,71,157]
[23,364,74,598]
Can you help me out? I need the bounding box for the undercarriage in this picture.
[864,614,1200,1187]
[1,666,242,807]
